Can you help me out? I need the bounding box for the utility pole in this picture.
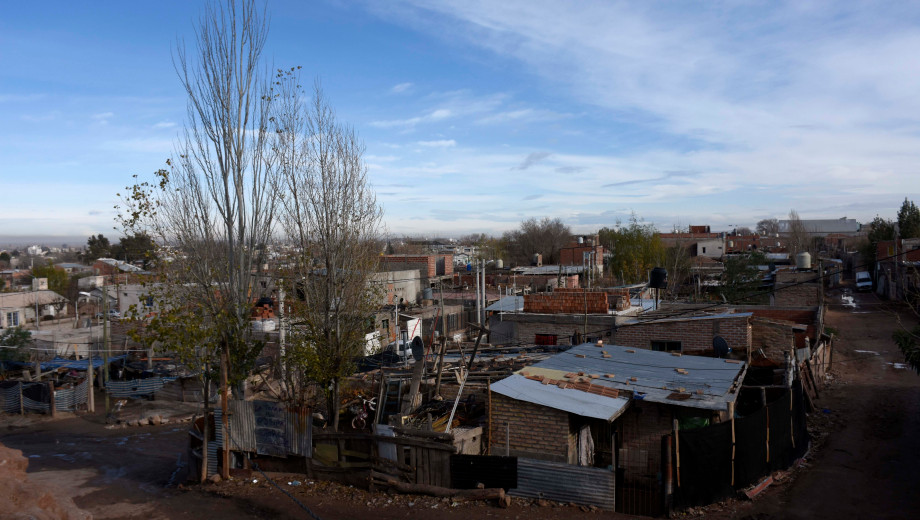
[102,281,110,415]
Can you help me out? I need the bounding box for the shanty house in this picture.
[489,343,746,514]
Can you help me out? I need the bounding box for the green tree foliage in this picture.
[897,198,920,239]
[0,327,32,363]
[599,214,663,284]
[502,217,572,266]
[111,233,156,268]
[0,252,10,264]
[31,260,69,295]
[721,251,768,303]
[861,216,896,269]
[893,325,920,374]
[85,234,111,262]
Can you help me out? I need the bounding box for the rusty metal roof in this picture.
[492,343,745,415]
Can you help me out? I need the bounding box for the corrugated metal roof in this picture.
[495,343,745,413]
[491,374,629,421]
[510,457,616,510]
[622,311,752,326]
[485,296,524,312]
[510,265,587,276]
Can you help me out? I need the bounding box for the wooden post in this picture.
[87,356,95,413]
[47,381,56,418]
[434,337,447,397]
[487,377,492,456]
[789,387,795,448]
[729,401,736,486]
[18,382,24,415]
[664,433,674,514]
[760,396,770,462]
[673,419,681,488]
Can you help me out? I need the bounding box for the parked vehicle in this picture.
[95,309,121,321]
[855,271,872,292]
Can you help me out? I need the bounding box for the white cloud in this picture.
[390,82,413,94]
[91,112,114,121]
[153,121,176,129]
[417,139,456,147]
[367,0,920,229]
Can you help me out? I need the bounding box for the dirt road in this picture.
[729,288,920,519]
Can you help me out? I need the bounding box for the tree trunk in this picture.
[201,378,210,483]
[220,345,230,479]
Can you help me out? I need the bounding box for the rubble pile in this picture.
[0,442,92,520]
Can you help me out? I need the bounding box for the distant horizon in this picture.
[0,214,866,250]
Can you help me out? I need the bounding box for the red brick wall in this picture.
[612,315,751,353]
[524,290,608,314]
[559,245,605,266]
[381,255,453,277]
[489,392,571,462]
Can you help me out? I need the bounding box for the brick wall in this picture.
[509,314,618,345]
[524,290,608,314]
[559,245,605,267]
[612,315,751,353]
[751,318,796,363]
[774,271,821,307]
[616,401,673,485]
[381,255,453,277]
[489,392,571,462]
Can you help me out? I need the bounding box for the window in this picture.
[651,340,681,352]
[6,312,19,327]
[381,318,389,332]
[702,247,707,254]
[535,334,558,346]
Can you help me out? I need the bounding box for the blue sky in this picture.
[2,0,919,243]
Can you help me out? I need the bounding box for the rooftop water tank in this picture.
[495,258,504,269]
[649,267,668,289]
[796,252,812,270]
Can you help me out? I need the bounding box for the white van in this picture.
[855,271,872,292]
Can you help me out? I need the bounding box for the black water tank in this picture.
[649,267,668,289]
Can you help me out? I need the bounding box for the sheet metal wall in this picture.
[106,377,173,398]
[510,458,616,510]
[225,400,313,457]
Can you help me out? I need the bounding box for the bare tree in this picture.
[273,72,383,429]
[785,209,811,255]
[120,0,277,480]
[756,218,780,236]
[503,217,571,265]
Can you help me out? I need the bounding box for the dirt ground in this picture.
[2,285,919,519]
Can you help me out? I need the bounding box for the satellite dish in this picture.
[411,336,425,362]
[712,336,730,358]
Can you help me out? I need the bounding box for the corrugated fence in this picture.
[510,458,616,510]
[1,380,87,414]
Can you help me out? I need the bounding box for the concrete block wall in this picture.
[612,315,751,353]
[489,392,570,462]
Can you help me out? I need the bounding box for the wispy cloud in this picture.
[153,121,176,129]
[91,112,114,121]
[390,82,413,94]
[417,139,456,147]
[513,151,551,170]
[370,108,452,129]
